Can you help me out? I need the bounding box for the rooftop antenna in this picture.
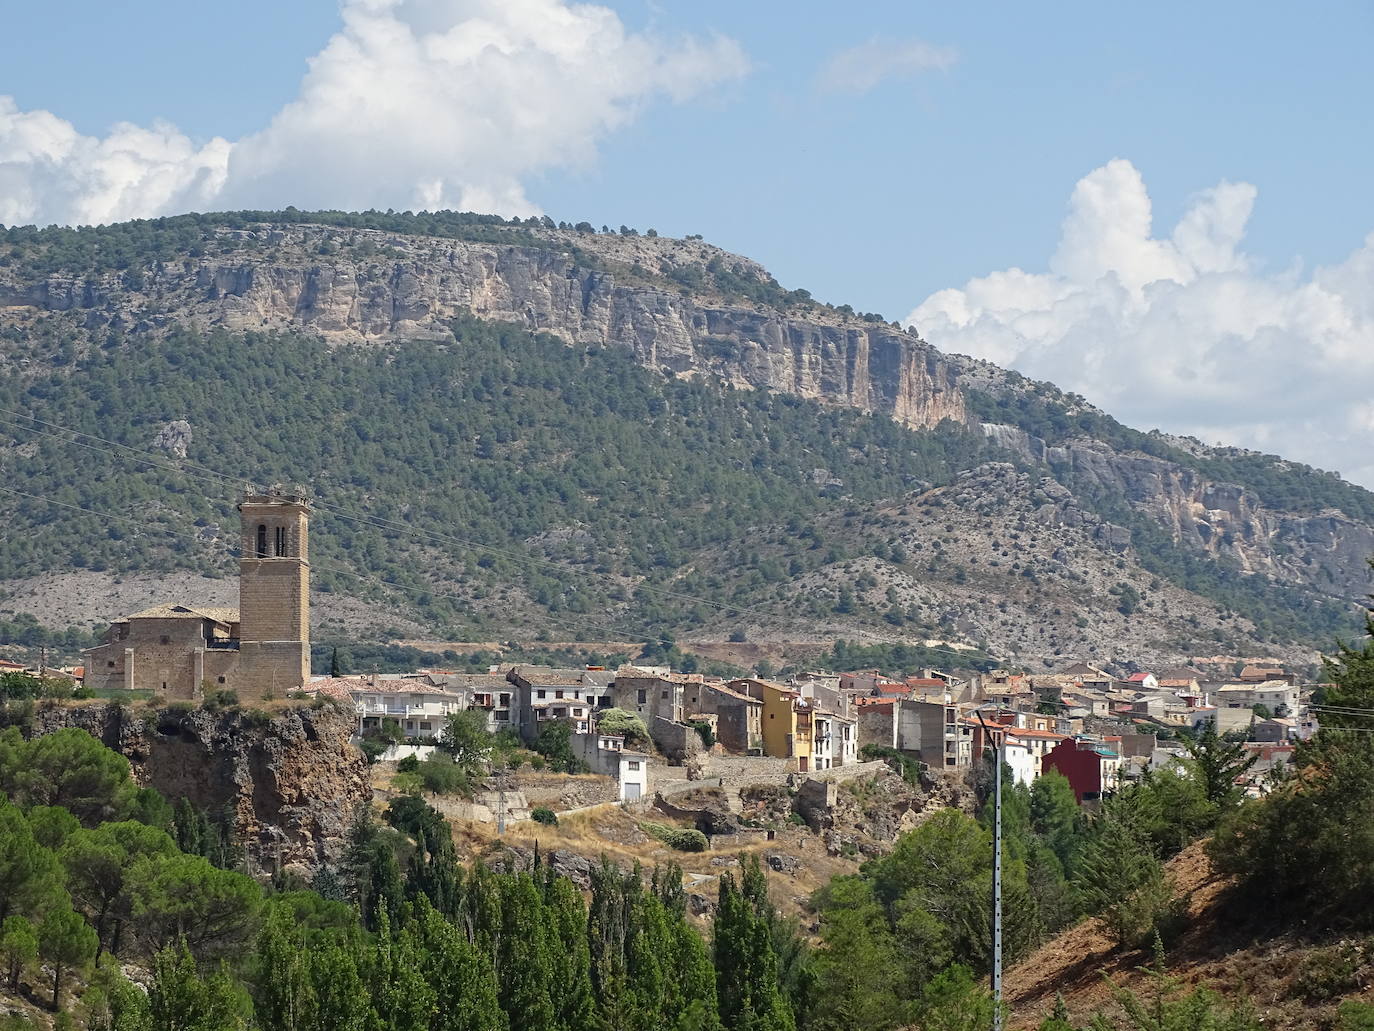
[975,709,1005,1031]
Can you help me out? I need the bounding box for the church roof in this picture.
[121,604,240,625]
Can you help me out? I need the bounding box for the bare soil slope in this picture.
[1006,842,1374,1029]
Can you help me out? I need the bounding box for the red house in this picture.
[1041,737,1122,803]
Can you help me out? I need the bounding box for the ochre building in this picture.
[85,493,311,701]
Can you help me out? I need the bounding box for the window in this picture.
[405,721,414,730]
[217,676,226,684]
[555,690,564,699]
[256,524,268,558]
[499,693,510,706]
[660,689,669,700]
[627,760,640,771]
[275,526,287,556]
[107,660,115,668]
[637,689,647,704]
[537,690,546,699]
[420,722,431,731]
[573,708,583,717]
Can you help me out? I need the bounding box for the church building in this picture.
[85,493,312,701]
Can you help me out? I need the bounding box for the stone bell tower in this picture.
[236,492,310,698]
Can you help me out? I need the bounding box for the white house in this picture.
[571,732,649,801]
[1001,736,1038,787]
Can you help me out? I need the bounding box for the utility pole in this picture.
[496,764,507,835]
[39,645,47,680]
[976,711,1005,1031]
[992,725,1004,1031]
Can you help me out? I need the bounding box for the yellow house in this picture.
[730,678,814,771]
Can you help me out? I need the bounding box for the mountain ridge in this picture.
[0,211,1369,667]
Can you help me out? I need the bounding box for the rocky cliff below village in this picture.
[30,699,369,875]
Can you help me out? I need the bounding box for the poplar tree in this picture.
[413,901,507,1031]
[713,870,794,1031]
[253,908,317,1031]
[495,875,557,1030]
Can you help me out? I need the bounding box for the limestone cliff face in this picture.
[31,700,369,875]
[0,225,964,431]
[983,424,1374,598]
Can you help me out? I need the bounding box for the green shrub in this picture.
[1294,943,1366,1002]
[531,807,558,826]
[642,822,708,853]
[418,753,471,797]
[396,755,420,773]
[1338,1000,1374,1030]
[861,744,924,786]
[691,720,715,749]
[597,708,649,744]
[358,737,389,764]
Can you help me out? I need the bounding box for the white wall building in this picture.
[571,732,649,801]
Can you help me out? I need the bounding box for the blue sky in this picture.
[2,1,1373,482]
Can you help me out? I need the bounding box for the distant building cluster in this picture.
[6,492,1315,813]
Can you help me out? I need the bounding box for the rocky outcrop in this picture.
[151,419,192,459]
[984,425,1374,598]
[31,700,369,876]
[0,225,965,431]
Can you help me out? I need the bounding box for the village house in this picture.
[507,666,613,744]
[571,731,649,801]
[724,678,853,771]
[1215,680,1301,717]
[897,698,972,769]
[1041,736,1123,803]
[86,493,312,701]
[1238,665,1296,685]
[321,675,467,740]
[416,672,515,734]
[680,680,764,754]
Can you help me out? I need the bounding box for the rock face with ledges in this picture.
[31,700,369,875]
[0,225,965,431]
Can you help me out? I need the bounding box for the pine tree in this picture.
[0,915,36,994]
[37,904,97,1010]
[1075,812,1167,949]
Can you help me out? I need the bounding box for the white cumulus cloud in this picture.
[0,0,748,226]
[908,158,1374,488]
[818,37,957,95]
